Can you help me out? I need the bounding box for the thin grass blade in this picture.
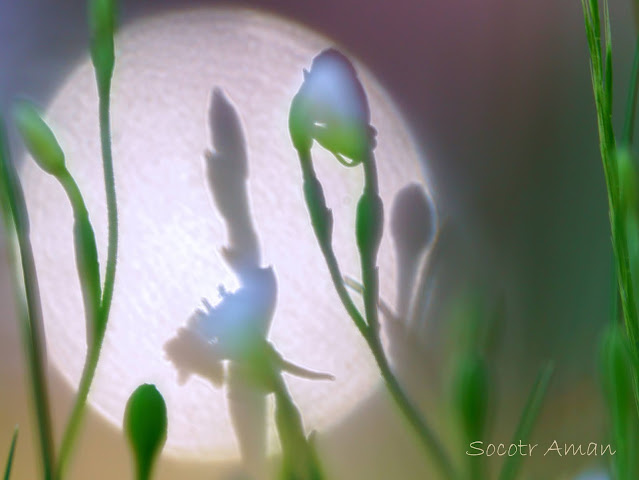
[498,362,554,480]
[604,0,613,114]
[3,427,18,480]
[623,35,639,145]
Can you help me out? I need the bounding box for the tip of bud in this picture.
[13,101,66,176]
[89,0,116,89]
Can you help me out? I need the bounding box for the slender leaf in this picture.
[498,363,554,480]
[0,118,55,480]
[604,0,613,115]
[623,35,639,145]
[3,427,18,480]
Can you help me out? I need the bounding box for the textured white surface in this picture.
[21,8,427,460]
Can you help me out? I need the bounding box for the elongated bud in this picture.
[125,384,167,480]
[453,352,489,442]
[73,210,102,346]
[89,0,116,91]
[55,171,102,346]
[14,102,66,177]
[303,170,333,245]
[356,189,384,263]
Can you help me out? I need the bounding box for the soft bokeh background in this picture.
[0,0,635,478]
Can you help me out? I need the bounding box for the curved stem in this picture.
[98,81,118,323]
[298,150,367,337]
[56,79,118,479]
[366,334,457,480]
[55,337,103,479]
[296,148,457,480]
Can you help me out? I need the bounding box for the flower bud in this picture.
[124,384,167,480]
[14,101,66,177]
[289,49,373,163]
[356,189,384,263]
[303,171,333,245]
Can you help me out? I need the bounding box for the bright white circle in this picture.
[21,7,428,460]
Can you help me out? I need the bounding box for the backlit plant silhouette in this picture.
[0,2,565,480]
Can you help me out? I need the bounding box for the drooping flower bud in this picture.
[14,101,66,177]
[289,49,373,163]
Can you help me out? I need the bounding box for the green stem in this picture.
[272,371,324,480]
[360,151,381,335]
[299,151,368,337]
[296,149,457,480]
[56,79,118,480]
[0,125,55,480]
[582,0,639,407]
[98,81,118,321]
[55,336,103,479]
[366,334,457,480]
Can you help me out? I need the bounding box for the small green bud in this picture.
[89,0,116,91]
[14,102,66,176]
[303,173,333,245]
[453,353,489,442]
[124,384,167,480]
[356,189,384,262]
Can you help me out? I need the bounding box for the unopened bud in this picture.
[124,384,167,480]
[14,102,66,177]
[89,0,116,91]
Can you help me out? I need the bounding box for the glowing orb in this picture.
[21,7,428,460]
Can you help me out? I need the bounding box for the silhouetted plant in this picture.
[165,88,332,480]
